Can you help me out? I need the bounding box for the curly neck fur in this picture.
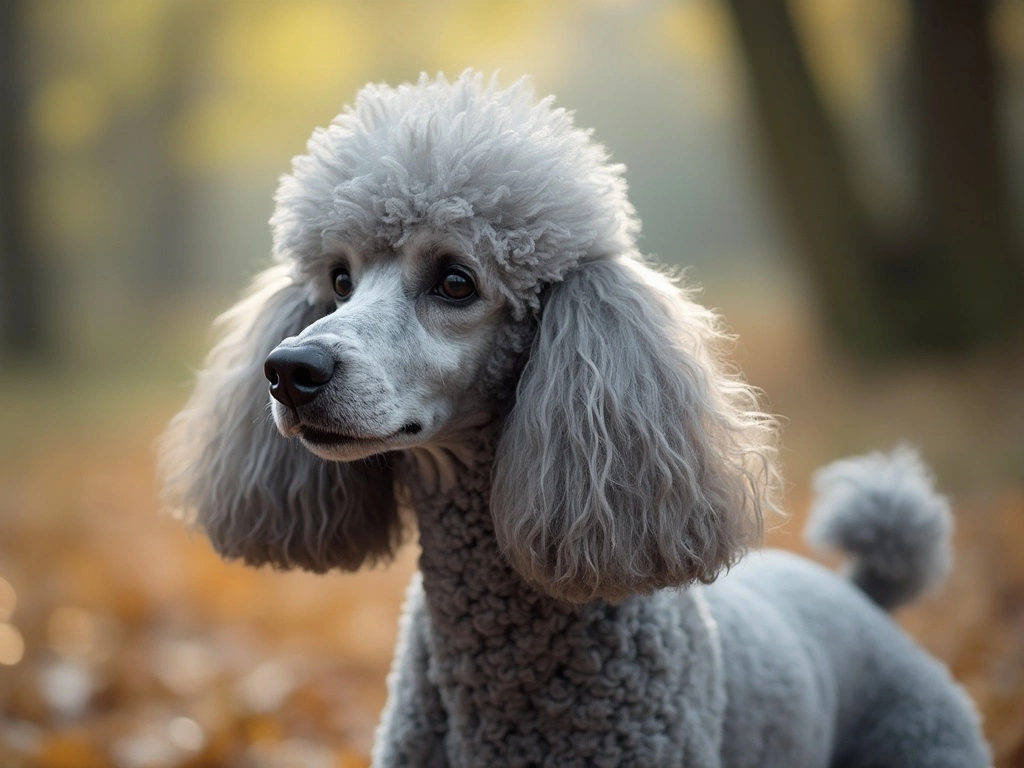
[403,425,727,765]
[411,422,543,625]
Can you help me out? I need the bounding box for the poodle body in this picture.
[372,433,986,768]
[709,552,983,768]
[161,72,990,766]
[379,457,723,767]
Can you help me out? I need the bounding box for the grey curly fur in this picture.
[160,267,403,572]
[493,259,774,604]
[161,72,990,767]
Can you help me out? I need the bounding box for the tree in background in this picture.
[0,0,47,359]
[726,0,1024,358]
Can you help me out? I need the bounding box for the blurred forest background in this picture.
[1,1,1023,766]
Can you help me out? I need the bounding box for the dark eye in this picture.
[434,267,476,303]
[331,267,353,300]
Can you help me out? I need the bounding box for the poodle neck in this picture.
[404,428,724,761]
[408,423,571,632]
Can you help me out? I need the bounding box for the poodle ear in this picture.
[492,257,779,603]
[159,266,402,572]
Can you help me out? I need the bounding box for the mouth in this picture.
[299,422,422,446]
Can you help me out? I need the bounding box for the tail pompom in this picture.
[805,446,953,611]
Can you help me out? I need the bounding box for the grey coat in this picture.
[159,71,991,767]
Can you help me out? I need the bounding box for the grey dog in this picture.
[161,72,990,767]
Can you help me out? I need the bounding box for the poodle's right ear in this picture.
[159,266,402,572]
[492,257,779,604]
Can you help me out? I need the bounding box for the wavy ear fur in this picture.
[159,266,402,572]
[492,257,780,603]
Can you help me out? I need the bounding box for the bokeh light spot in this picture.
[0,622,26,666]
[166,716,205,753]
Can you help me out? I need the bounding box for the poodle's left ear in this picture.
[492,257,780,603]
[159,266,402,573]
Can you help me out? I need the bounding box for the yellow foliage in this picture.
[656,0,729,71]
[429,1,562,77]
[652,0,736,119]
[216,4,371,98]
[91,0,165,102]
[791,0,908,115]
[168,0,577,169]
[171,97,291,171]
[32,76,108,149]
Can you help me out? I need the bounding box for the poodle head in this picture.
[264,71,640,462]
[160,71,780,598]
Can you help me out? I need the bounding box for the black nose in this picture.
[264,344,335,409]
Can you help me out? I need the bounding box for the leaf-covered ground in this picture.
[1,303,1022,767]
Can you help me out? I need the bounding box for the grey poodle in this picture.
[161,72,990,767]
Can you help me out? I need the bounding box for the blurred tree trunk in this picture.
[907,0,1024,349]
[724,0,1024,358]
[0,0,47,359]
[723,0,890,354]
